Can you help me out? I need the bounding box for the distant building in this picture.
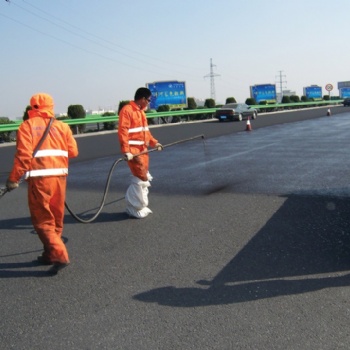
[194,99,205,107]
[277,89,296,102]
[87,109,115,115]
[56,113,68,118]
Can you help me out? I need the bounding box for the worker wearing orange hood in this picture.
[118,87,163,218]
[6,93,78,275]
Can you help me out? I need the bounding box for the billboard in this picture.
[146,81,187,110]
[303,85,322,99]
[339,87,350,98]
[250,84,276,103]
[337,81,350,89]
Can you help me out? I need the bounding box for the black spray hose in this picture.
[65,134,205,223]
[0,186,8,198]
[64,157,124,223]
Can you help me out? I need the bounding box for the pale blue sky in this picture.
[1,0,349,118]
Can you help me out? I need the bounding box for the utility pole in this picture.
[204,58,220,100]
[276,70,287,102]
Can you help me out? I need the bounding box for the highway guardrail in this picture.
[0,101,344,133]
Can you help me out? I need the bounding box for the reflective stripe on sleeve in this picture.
[34,149,68,158]
[25,168,68,178]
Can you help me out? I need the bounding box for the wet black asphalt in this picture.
[1,105,350,349]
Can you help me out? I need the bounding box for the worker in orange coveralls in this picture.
[6,93,78,275]
[118,87,163,218]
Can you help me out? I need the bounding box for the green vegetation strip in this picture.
[0,101,344,133]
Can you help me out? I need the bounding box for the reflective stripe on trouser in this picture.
[28,176,69,264]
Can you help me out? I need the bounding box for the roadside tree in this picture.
[102,111,117,130]
[157,104,172,124]
[0,117,16,142]
[225,97,236,104]
[204,98,215,108]
[281,96,291,104]
[187,97,197,110]
[245,98,256,105]
[117,101,130,114]
[22,105,31,121]
[290,95,300,103]
[67,104,86,134]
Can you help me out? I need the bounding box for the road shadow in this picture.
[134,194,350,306]
[0,261,53,278]
[63,196,128,224]
[64,211,129,224]
[0,216,32,231]
[0,205,128,229]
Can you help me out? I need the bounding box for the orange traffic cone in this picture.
[327,108,331,116]
[246,116,252,131]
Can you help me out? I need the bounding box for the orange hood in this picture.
[28,93,55,119]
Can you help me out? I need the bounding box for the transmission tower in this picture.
[204,58,220,100]
[276,70,287,101]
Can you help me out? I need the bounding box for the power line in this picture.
[0,11,202,81]
[4,0,204,78]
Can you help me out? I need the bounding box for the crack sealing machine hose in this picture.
[1,134,205,223]
[66,134,205,223]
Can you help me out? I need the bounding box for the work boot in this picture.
[126,205,152,219]
[48,262,70,276]
[36,255,53,265]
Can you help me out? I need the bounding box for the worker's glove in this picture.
[155,143,163,151]
[124,152,134,161]
[6,179,19,192]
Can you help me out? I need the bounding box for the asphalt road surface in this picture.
[1,105,350,349]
